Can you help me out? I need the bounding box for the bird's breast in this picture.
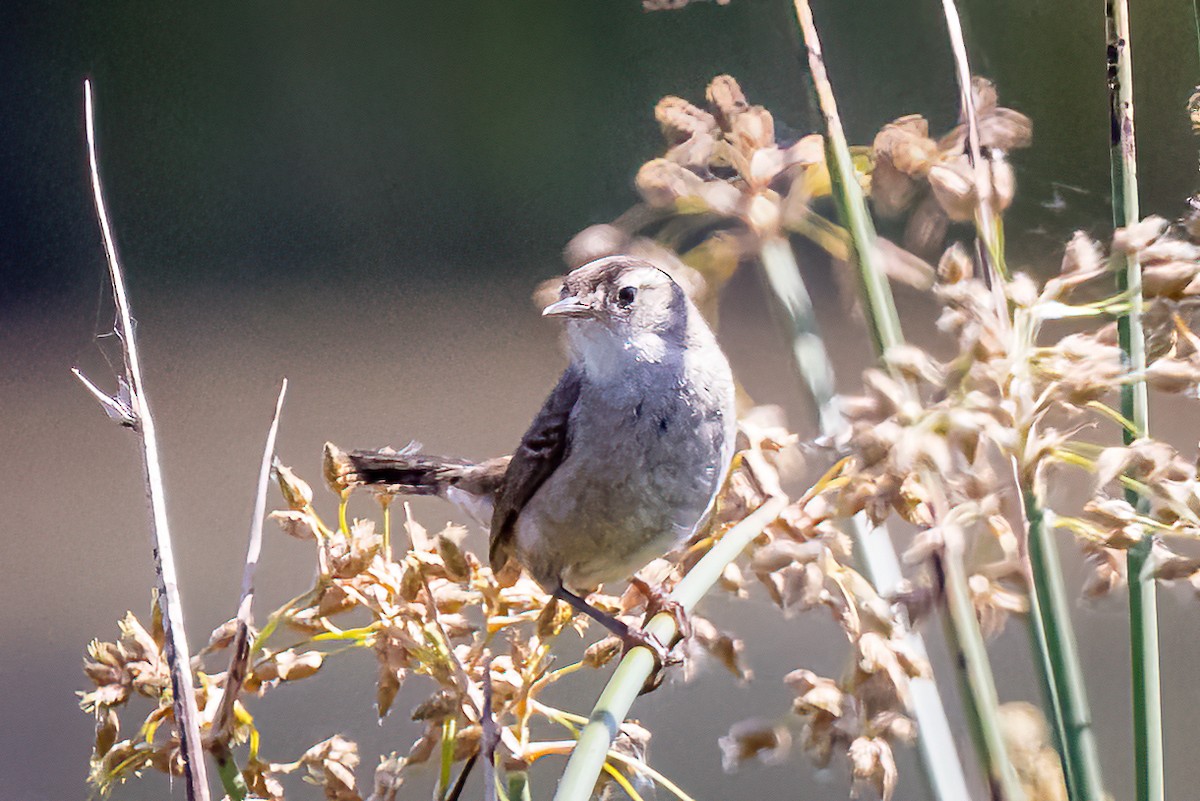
[516,360,735,592]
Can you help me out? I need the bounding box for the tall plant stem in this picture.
[1106,4,1163,801]
[789,1,899,358]
[939,1,1105,796]
[209,380,289,801]
[935,550,1021,801]
[552,496,787,801]
[791,2,1023,798]
[75,80,211,801]
[757,237,840,432]
[1022,482,1106,800]
[758,237,971,801]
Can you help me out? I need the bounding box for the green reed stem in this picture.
[1106,3,1163,800]
[1023,485,1107,800]
[789,1,900,358]
[507,770,532,801]
[438,717,457,800]
[211,743,248,801]
[791,2,1024,797]
[757,237,841,432]
[758,236,971,801]
[938,2,1105,796]
[937,550,1023,801]
[552,496,787,801]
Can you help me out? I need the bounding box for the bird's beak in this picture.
[541,296,593,319]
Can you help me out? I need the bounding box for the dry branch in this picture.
[211,380,288,739]
[75,79,211,801]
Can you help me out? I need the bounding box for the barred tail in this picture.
[352,451,470,496]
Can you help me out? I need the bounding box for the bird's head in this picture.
[542,256,691,377]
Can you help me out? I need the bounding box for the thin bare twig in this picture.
[211,380,289,740]
[75,78,211,801]
[940,0,1003,283]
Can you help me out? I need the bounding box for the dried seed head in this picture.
[718,718,792,773]
[1082,543,1126,598]
[275,459,314,510]
[870,155,918,219]
[978,107,1033,150]
[635,158,707,208]
[94,706,119,757]
[436,533,470,582]
[968,573,1028,638]
[785,669,845,717]
[1000,703,1068,801]
[688,616,752,682]
[990,153,1015,211]
[938,242,973,284]
[583,636,623,669]
[297,735,361,801]
[1114,216,1168,252]
[367,753,406,801]
[847,736,898,801]
[871,116,938,218]
[323,442,354,498]
[729,106,775,153]
[928,158,977,222]
[654,96,717,144]
[1146,357,1200,394]
[270,509,321,541]
[706,74,749,130]
[255,649,324,683]
[876,115,939,175]
[971,77,999,115]
[903,194,950,256]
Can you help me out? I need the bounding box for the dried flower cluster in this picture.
[607,72,1199,799]
[632,75,1032,291]
[872,77,1031,255]
[712,414,924,801]
[82,421,789,800]
[831,214,1200,604]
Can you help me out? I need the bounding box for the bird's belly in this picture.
[515,411,728,593]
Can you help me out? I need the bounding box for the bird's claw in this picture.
[629,575,692,639]
[619,625,680,695]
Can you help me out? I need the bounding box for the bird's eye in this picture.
[616,286,638,307]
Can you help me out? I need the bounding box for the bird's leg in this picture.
[628,574,691,639]
[551,584,676,669]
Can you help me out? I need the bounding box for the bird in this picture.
[339,255,737,659]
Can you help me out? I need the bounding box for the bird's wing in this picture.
[488,365,583,575]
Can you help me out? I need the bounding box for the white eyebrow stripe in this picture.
[621,266,668,287]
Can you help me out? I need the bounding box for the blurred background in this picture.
[3,1,1199,799]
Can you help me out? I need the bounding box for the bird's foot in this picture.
[616,624,678,695]
[552,584,678,694]
[629,575,691,640]
[616,623,675,664]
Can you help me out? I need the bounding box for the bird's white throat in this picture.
[568,323,674,384]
